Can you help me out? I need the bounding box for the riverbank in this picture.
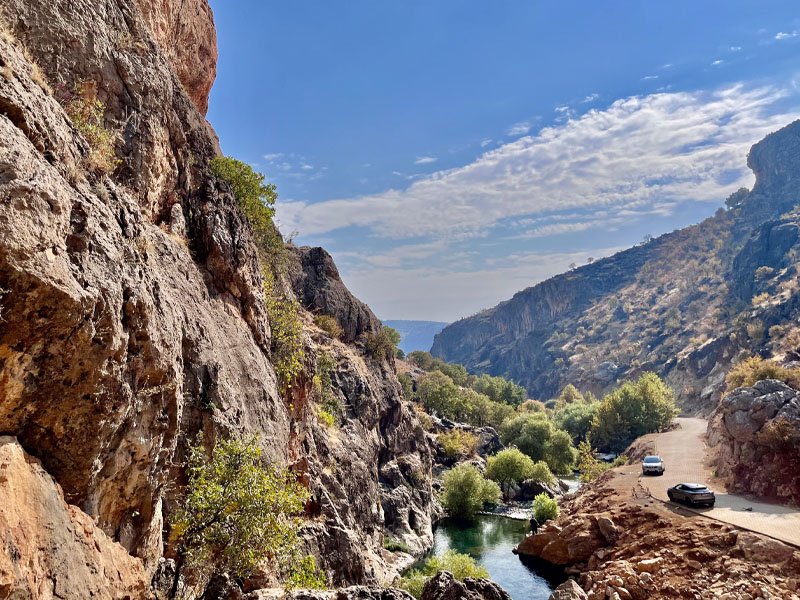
[515,466,800,599]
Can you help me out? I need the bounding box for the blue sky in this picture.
[207,1,800,322]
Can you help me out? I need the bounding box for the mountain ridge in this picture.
[432,119,800,413]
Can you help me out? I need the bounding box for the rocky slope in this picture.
[432,120,800,413]
[0,0,434,595]
[516,470,800,599]
[708,379,800,505]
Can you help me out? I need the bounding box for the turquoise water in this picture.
[417,516,565,600]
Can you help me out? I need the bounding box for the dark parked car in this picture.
[668,483,715,507]
[641,455,665,475]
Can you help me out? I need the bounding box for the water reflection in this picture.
[417,516,565,600]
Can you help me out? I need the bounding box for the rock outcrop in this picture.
[515,470,800,599]
[432,120,800,414]
[0,437,148,599]
[548,580,587,600]
[420,571,512,600]
[133,0,218,114]
[0,0,435,595]
[708,379,800,505]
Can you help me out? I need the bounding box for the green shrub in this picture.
[398,372,416,400]
[486,448,536,498]
[399,550,489,599]
[383,537,411,553]
[438,430,479,459]
[590,372,677,452]
[209,156,279,249]
[440,464,501,520]
[754,266,775,279]
[611,455,628,467]
[576,440,608,482]
[725,356,800,392]
[169,436,308,595]
[532,493,558,523]
[314,314,343,339]
[64,81,119,174]
[262,267,304,386]
[286,555,328,590]
[365,327,399,361]
[318,409,335,428]
[500,413,577,473]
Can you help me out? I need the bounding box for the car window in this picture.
[676,484,684,490]
[644,457,660,463]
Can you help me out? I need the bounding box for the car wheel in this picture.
[668,491,674,501]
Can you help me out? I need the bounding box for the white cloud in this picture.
[264,153,283,161]
[480,139,493,147]
[711,60,723,66]
[507,121,532,136]
[414,156,438,164]
[641,75,659,81]
[776,31,798,40]
[278,84,794,242]
[362,163,372,167]
[583,93,599,103]
[730,46,742,51]
[300,164,314,170]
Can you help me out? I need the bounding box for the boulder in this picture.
[420,571,512,600]
[549,579,588,600]
[0,437,147,600]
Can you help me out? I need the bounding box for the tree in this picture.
[169,436,317,597]
[590,373,677,452]
[532,493,559,523]
[554,401,598,443]
[399,550,488,599]
[365,327,400,360]
[384,326,402,347]
[557,384,584,408]
[398,372,415,400]
[418,371,461,419]
[576,440,608,482]
[485,448,536,499]
[546,429,578,475]
[440,464,501,520]
[500,413,553,463]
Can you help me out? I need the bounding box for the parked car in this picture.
[641,455,665,475]
[668,483,716,507]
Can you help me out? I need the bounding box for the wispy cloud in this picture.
[641,75,659,81]
[507,121,532,136]
[582,93,599,103]
[300,164,314,170]
[414,156,438,165]
[775,31,798,40]
[711,59,723,66]
[278,84,794,242]
[730,46,742,52]
[480,139,493,147]
[264,153,283,161]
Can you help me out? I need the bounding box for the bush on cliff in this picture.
[62,80,120,174]
[725,356,800,393]
[438,430,479,459]
[365,326,400,360]
[440,464,500,520]
[590,372,677,452]
[313,314,343,339]
[169,436,322,596]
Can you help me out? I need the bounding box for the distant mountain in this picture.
[432,120,800,414]
[384,320,449,354]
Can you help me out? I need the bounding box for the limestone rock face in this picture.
[288,246,382,343]
[708,379,800,505]
[0,0,435,593]
[548,580,587,600]
[420,571,512,600]
[0,437,148,600]
[133,0,218,114]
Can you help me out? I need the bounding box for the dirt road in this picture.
[632,417,800,547]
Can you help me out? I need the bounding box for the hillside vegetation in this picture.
[432,120,800,413]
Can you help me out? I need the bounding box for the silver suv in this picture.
[642,455,665,475]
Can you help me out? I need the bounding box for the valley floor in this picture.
[626,418,800,547]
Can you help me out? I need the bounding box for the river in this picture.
[417,515,566,600]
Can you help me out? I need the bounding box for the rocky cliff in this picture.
[708,379,800,505]
[432,121,800,413]
[0,0,434,596]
